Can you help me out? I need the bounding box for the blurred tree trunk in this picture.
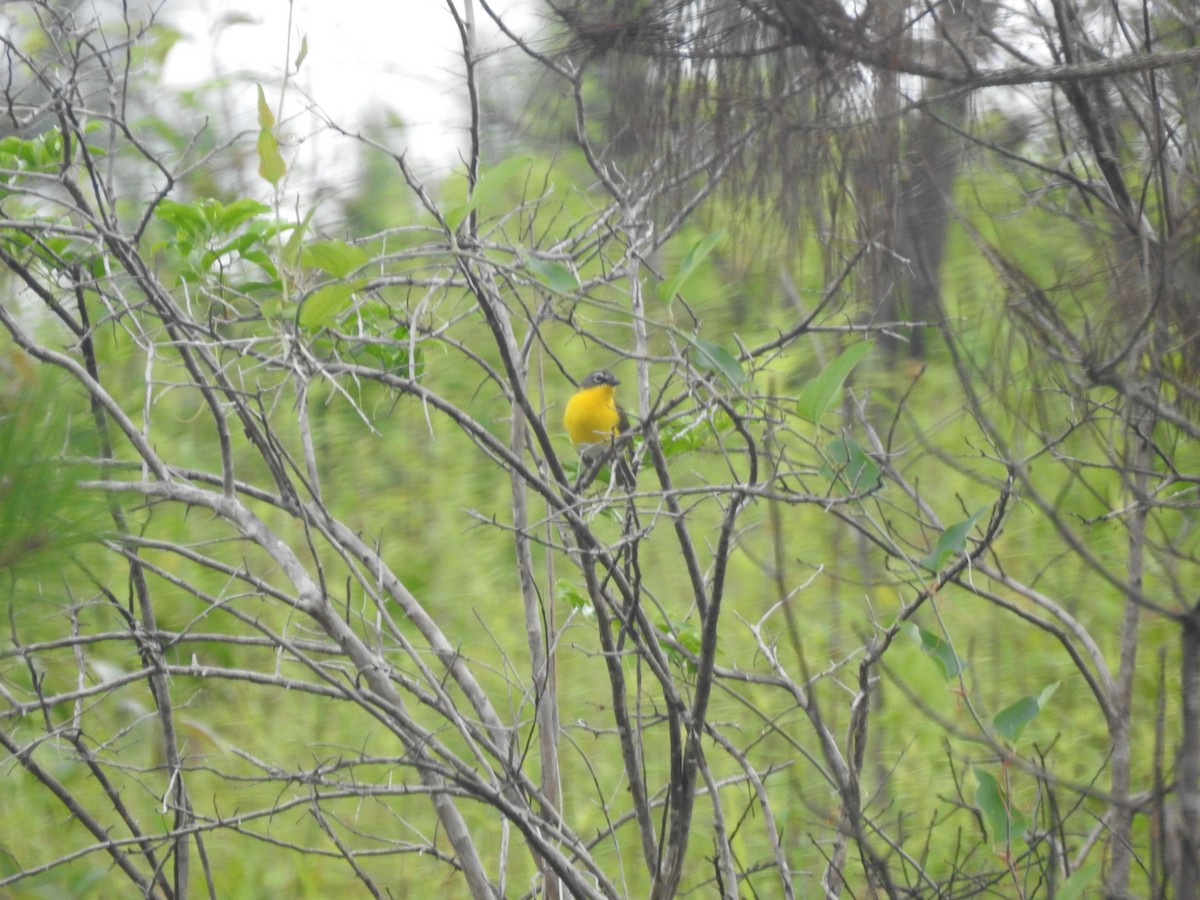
[1178,604,1200,898]
[891,89,967,361]
[875,1,984,362]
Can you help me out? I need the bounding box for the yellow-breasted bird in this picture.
[563,370,635,489]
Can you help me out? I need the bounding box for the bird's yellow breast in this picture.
[563,384,622,447]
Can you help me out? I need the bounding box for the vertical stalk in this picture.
[1176,603,1200,897]
[1108,395,1152,898]
[511,397,563,900]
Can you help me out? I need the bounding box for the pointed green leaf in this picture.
[1037,680,1061,709]
[974,767,1026,847]
[660,418,709,456]
[904,622,967,679]
[282,206,319,268]
[819,436,882,493]
[356,326,425,376]
[260,298,296,319]
[294,35,308,70]
[658,230,726,303]
[920,505,991,571]
[556,580,593,618]
[215,199,271,233]
[656,619,700,673]
[688,336,745,387]
[298,281,360,330]
[301,240,369,278]
[1056,862,1101,900]
[238,251,279,278]
[993,681,1060,742]
[146,24,184,66]
[256,128,286,185]
[154,199,209,239]
[233,280,281,296]
[993,697,1038,742]
[444,155,533,231]
[255,83,275,129]
[523,254,578,293]
[796,341,872,423]
[198,198,225,228]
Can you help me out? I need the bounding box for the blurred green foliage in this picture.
[0,365,109,577]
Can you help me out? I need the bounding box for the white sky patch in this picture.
[162,0,537,196]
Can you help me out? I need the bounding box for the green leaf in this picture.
[556,580,593,618]
[656,619,700,673]
[993,697,1038,742]
[215,199,271,233]
[237,251,279,278]
[301,240,369,278]
[444,155,533,231]
[905,623,967,679]
[0,376,112,575]
[920,505,991,571]
[233,280,281,296]
[660,418,708,456]
[974,767,1026,848]
[146,24,184,67]
[294,35,308,71]
[522,254,578,293]
[298,281,360,330]
[993,681,1060,742]
[796,341,873,423]
[819,436,882,493]
[688,336,745,387]
[260,298,297,319]
[198,198,225,229]
[255,83,275,129]
[256,128,286,185]
[658,229,726,303]
[1056,862,1101,900]
[206,232,265,269]
[154,199,209,239]
[199,247,221,272]
[356,326,425,376]
[282,206,319,269]
[0,129,63,173]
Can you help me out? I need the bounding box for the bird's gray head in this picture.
[580,370,620,389]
